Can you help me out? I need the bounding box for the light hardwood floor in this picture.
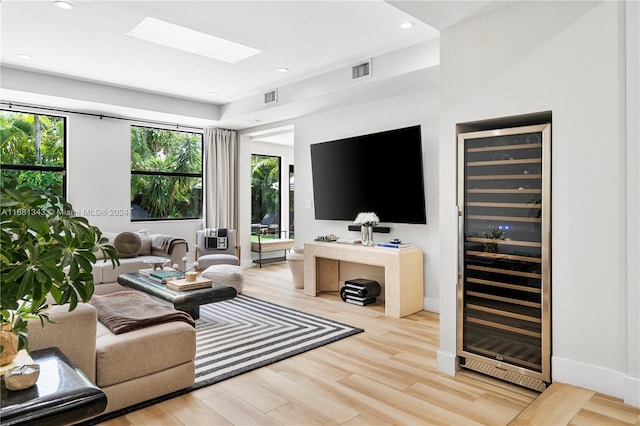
[100,263,639,425]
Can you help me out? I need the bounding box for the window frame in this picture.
[0,109,67,198]
[130,125,204,222]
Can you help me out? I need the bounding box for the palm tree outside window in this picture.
[130,126,203,220]
[0,110,66,198]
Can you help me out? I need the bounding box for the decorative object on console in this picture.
[354,212,379,246]
[360,226,374,246]
[314,234,338,242]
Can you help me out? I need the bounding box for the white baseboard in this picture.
[424,297,439,313]
[552,356,626,400]
[624,376,640,408]
[437,350,457,377]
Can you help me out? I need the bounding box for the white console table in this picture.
[303,241,424,318]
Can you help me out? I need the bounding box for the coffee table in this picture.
[117,272,237,319]
[0,347,107,426]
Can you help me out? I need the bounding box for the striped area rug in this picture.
[82,295,363,425]
[194,294,364,387]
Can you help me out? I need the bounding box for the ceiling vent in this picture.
[263,88,278,106]
[351,59,372,80]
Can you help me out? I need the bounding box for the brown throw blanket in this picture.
[90,291,195,334]
[151,235,189,254]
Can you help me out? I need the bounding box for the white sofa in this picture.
[92,230,188,294]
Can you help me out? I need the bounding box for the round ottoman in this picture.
[201,264,244,294]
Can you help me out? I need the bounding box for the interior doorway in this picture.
[246,125,294,245]
[250,154,281,238]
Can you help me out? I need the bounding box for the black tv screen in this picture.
[310,125,427,224]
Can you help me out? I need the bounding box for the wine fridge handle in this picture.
[458,209,463,277]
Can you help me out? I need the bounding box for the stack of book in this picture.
[139,268,184,284]
[376,241,411,249]
[340,278,381,306]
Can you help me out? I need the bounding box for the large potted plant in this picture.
[0,177,119,365]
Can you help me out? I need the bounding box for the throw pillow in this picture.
[114,232,141,258]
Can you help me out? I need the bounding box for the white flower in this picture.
[354,212,380,227]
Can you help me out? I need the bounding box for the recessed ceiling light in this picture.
[400,22,414,29]
[54,1,74,10]
[127,17,261,63]
[207,92,218,96]
[17,54,32,60]
[277,67,289,73]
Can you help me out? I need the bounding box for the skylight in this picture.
[126,17,261,63]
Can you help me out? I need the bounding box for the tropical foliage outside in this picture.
[251,154,280,225]
[131,126,202,220]
[0,111,65,197]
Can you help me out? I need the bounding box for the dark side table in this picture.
[0,347,106,426]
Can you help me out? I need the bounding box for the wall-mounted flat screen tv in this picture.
[310,125,427,224]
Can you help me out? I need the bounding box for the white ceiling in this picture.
[0,1,518,138]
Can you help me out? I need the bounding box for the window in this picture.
[130,126,203,220]
[0,110,66,197]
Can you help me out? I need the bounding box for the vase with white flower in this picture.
[354,212,379,246]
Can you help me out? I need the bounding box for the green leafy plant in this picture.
[0,176,119,351]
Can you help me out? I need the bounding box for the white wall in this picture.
[66,114,202,263]
[290,89,440,311]
[438,0,639,406]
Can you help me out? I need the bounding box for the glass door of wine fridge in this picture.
[457,123,551,391]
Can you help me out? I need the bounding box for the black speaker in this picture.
[347,225,391,233]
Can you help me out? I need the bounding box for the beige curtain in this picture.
[203,128,238,229]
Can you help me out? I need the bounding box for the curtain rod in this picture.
[0,101,205,132]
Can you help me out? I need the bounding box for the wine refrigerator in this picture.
[457,123,551,391]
